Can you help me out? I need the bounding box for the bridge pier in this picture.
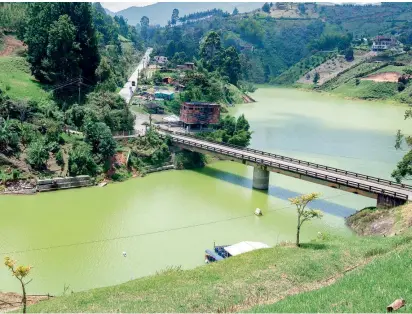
[253,166,269,190]
[377,194,407,209]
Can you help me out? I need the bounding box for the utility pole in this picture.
[78,75,82,105]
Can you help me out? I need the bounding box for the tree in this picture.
[171,8,179,25]
[84,121,116,158]
[4,257,32,313]
[236,114,250,132]
[25,3,99,85]
[298,3,306,14]
[344,47,354,61]
[313,72,320,84]
[232,7,239,15]
[393,109,412,182]
[262,2,271,13]
[200,31,222,71]
[220,46,242,85]
[68,142,98,176]
[289,193,323,247]
[140,16,149,40]
[26,138,49,170]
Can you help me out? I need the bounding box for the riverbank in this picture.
[26,224,412,312]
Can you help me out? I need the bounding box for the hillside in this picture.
[27,229,412,312]
[113,2,263,26]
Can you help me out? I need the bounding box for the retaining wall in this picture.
[37,175,92,192]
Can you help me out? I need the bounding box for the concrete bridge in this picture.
[114,130,412,208]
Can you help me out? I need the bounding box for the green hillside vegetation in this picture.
[28,230,412,312]
[0,57,49,101]
[251,240,412,313]
[272,52,335,85]
[332,80,398,100]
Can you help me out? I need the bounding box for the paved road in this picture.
[118,47,153,104]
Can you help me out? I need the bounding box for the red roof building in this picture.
[180,102,220,128]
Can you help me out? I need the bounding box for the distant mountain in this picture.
[103,7,115,17]
[114,2,264,26]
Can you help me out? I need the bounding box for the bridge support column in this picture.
[253,166,269,190]
[377,194,407,209]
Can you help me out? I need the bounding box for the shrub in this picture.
[55,149,64,167]
[26,138,49,170]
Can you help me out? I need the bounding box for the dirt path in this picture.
[0,292,51,312]
[0,35,24,57]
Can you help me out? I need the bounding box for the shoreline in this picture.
[255,84,411,108]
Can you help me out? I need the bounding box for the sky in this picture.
[101,2,156,12]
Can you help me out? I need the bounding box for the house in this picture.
[371,36,398,51]
[174,82,185,92]
[143,102,164,114]
[240,44,254,52]
[162,77,173,84]
[176,62,195,71]
[154,90,175,100]
[153,56,168,65]
[180,102,220,130]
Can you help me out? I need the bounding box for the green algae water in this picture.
[1,87,411,294]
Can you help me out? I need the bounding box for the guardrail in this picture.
[171,135,409,200]
[166,129,412,192]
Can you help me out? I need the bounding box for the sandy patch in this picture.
[0,292,51,312]
[362,71,404,83]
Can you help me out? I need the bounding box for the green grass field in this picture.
[28,232,412,312]
[251,241,412,313]
[0,57,49,101]
[371,64,406,74]
[332,79,398,100]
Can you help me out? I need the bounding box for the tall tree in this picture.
[171,8,179,25]
[25,3,99,85]
[221,46,241,85]
[200,31,222,71]
[232,7,239,15]
[140,15,149,40]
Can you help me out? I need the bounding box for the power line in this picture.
[0,193,347,256]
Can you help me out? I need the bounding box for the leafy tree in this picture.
[25,3,99,85]
[26,138,49,170]
[232,7,239,15]
[289,193,323,247]
[84,121,116,158]
[4,257,32,313]
[68,142,98,176]
[221,46,242,85]
[313,72,320,84]
[0,118,19,153]
[171,8,179,25]
[140,16,149,40]
[393,109,412,182]
[344,47,354,61]
[200,31,222,71]
[236,114,250,132]
[262,2,271,13]
[298,3,306,14]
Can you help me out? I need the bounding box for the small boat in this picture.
[204,241,269,263]
[98,182,108,187]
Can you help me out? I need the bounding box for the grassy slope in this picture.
[251,240,412,313]
[332,80,398,100]
[0,57,48,101]
[28,233,412,312]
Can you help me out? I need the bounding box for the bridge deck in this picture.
[168,132,412,201]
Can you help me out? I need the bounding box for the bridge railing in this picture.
[171,136,409,201]
[166,129,412,192]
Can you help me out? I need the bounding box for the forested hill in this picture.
[145,2,412,84]
[111,2,263,26]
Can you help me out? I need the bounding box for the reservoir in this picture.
[1,87,410,294]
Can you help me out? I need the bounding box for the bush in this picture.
[68,142,98,176]
[26,138,49,170]
[398,82,406,92]
[55,149,64,167]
